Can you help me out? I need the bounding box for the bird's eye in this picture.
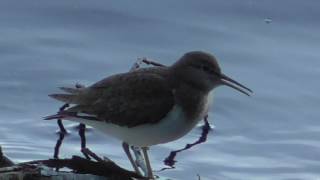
[202,66,215,74]
[202,66,210,72]
[191,64,201,69]
[191,64,214,74]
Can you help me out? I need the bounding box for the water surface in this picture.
[0,0,319,179]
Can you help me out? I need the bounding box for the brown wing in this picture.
[64,69,175,127]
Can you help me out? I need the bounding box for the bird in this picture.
[45,51,252,179]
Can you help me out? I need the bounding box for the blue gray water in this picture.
[0,0,319,179]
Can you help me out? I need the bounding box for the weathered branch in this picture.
[30,156,145,179]
[0,146,14,168]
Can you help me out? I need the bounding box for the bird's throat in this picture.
[174,84,210,122]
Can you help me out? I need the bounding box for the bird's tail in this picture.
[43,113,71,120]
[48,86,84,104]
[59,87,82,94]
[49,94,78,104]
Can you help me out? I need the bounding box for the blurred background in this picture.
[0,0,319,179]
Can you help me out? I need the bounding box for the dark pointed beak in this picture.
[220,73,253,96]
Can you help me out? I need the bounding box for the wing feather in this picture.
[48,68,175,127]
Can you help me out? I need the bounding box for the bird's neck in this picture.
[173,83,209,122]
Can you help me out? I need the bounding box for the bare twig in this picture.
[81,148,103,162]
[130,57,166,72]
[57,104,69,133]
[141,58,165,67]
[162,115,212,169]
[197,174,201,180]
[53,103,69,159]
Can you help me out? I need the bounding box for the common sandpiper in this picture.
[45,51,252,179]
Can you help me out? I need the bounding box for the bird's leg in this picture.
[142,147,154,179]
[132,146,150,176]
[122,142,141,175]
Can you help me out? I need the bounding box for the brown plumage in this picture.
[48,67,174,127]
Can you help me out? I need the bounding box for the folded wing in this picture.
[47,70,175,127]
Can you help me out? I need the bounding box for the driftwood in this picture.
[0,146,14,168]
[28,155,145,180]
[0,146,144,180]
[0,165,107,180]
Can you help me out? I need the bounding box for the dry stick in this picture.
[81,148,104,162]
[197,174,201,180]
[79,124,91,160]
[141,58,166,67]
[130,58,165,72]
[53,132,64,159]
[27,156,145,180]
[161,115,212,170]
[79,124,87,150]
[57,104,69,133]
[53,103,69,159]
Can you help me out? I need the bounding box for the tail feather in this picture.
[44,111,98,121]
[59,87,82,94]
[43,113,71,120]
[66,105,93,113]
[49,94,78,104]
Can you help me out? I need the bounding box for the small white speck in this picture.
[264,18,272,24]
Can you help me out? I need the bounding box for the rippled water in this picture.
[0,0,320,179]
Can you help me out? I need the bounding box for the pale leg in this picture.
[122,142,141,175]
[142,147,154,179]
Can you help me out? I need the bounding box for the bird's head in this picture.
[171,51,252,95]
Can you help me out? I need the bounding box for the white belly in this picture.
[67,105,199,147]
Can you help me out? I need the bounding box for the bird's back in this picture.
[48,66,176,127]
